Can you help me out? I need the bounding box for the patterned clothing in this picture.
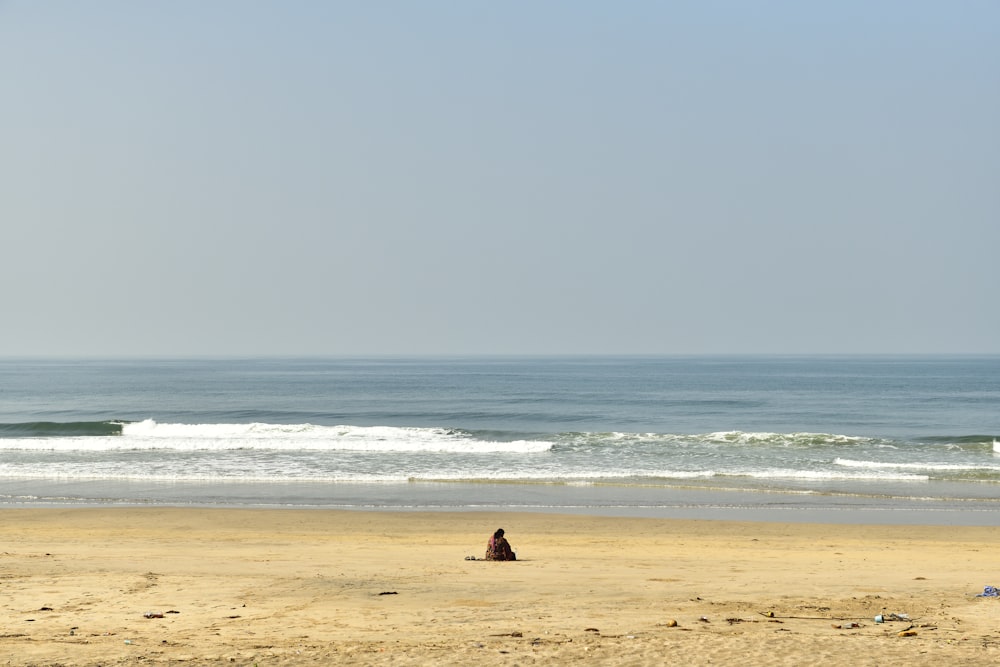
[485,536,516,561]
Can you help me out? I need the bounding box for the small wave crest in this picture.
[701,431,873,447]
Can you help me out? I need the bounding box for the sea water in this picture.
[1,356,998,523]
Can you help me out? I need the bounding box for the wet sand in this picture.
[2,507,999,665]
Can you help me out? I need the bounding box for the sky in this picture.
[2,1,998,356]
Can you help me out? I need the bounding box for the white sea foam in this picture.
[835,458,1000,472]
[0,462,922,484]
[720,467,928,481]
[0,420,555,454]
[0,420,991,488]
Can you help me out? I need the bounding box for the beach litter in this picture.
[874,613,909,623]
[143,611,165,619]
[976,585,999,597]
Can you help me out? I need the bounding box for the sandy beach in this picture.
[2,508,999,666]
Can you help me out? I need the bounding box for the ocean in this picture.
[1,356,998,524]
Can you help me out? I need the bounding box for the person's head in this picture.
[494,528,505,539]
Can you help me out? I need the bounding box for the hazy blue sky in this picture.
[2,1,997,356]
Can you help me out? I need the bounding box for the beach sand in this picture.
[2,508,999,666]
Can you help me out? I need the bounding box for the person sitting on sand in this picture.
[485,528,516,561]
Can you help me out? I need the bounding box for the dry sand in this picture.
[2,507,999,666]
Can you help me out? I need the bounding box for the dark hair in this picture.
[494,528,505,538]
